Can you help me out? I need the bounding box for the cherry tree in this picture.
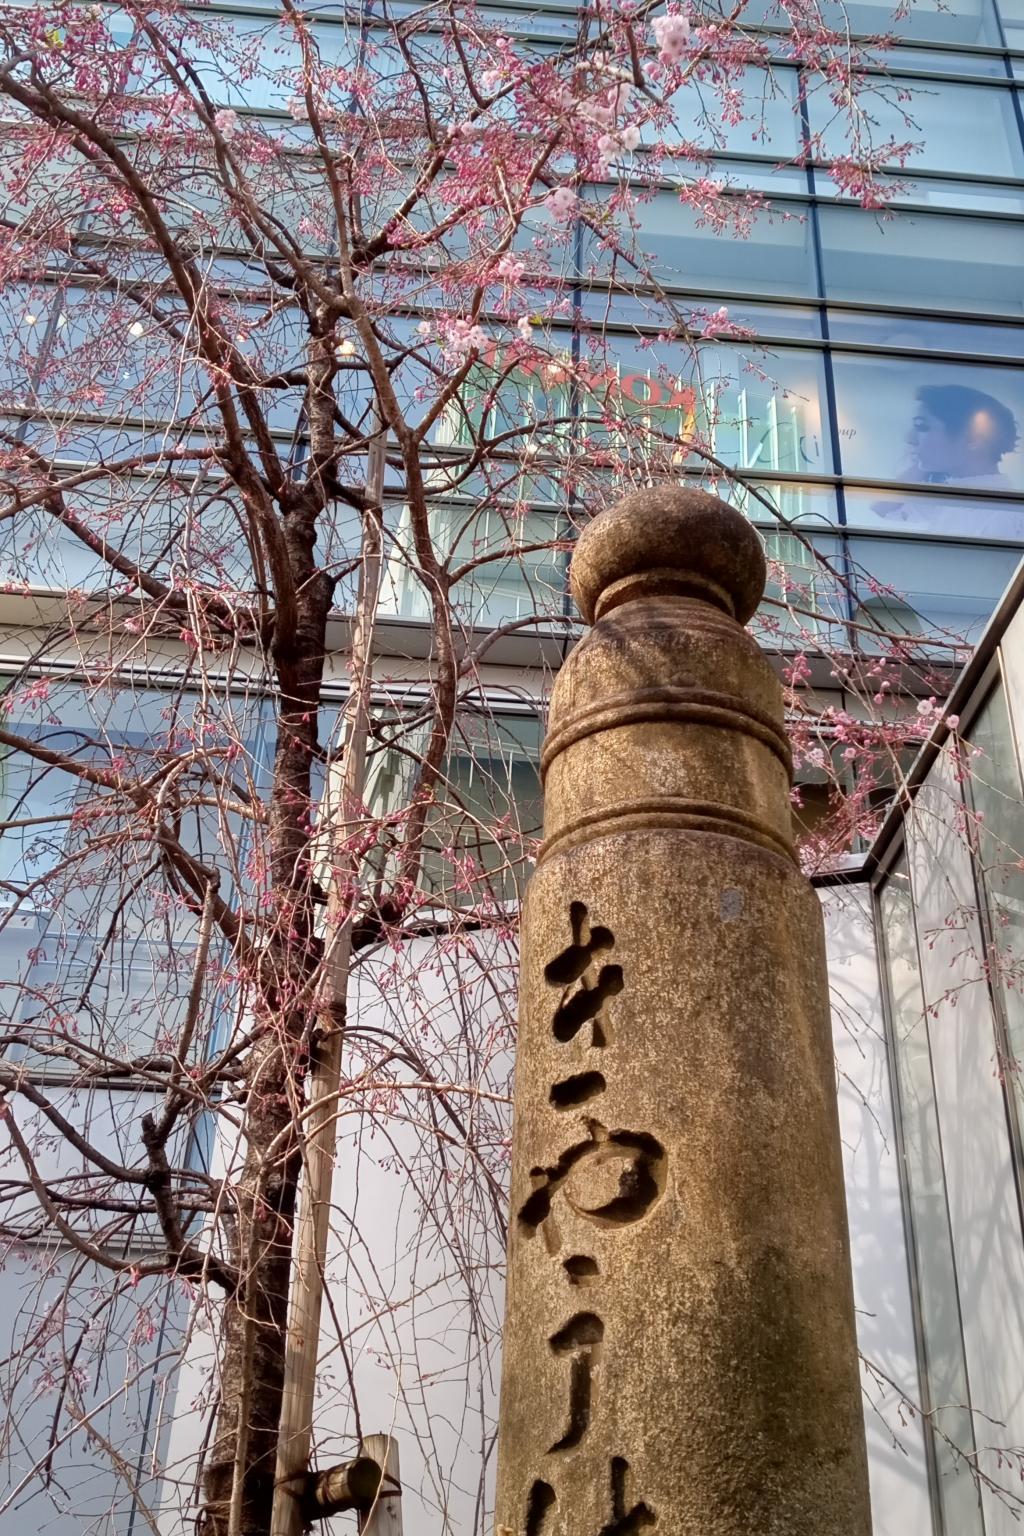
[0,2,980,1534]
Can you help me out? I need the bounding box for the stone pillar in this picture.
[495,488,872,1536]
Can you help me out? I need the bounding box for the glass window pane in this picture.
[879,864,986,1536]
[808,77,1024,179]
[582,193,816,297]
[823,0,1000,43]
[453,2,581,35]
[827,308,1024,358]
[1002,0,1024,47]
[368,710,543,904]
[819,207,1024,316]
[883,43,1009,73]
[0,473,259,593]
[0,682,262,1067]
[857,177,1024,213]
[656,65,801,157]
[380,502,567,629]
[967,683,1024,1134]
[596,337,831,476]
[754,531,848,645]
[718,478,839,527]
[844,485,1024,539]
[847,534,1020,643]
[704,159,810,195]
[578,289,822,338]
[833,354,1024,491]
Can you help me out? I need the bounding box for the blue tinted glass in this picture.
[715,478,839,526]
[819,207,1024,316]
[818,0,1001,44]
[833,176,1024,213]
[1001,0,1024,46]
[754,532,848,645]
[827,310,1024,358]
[654,66,801,156]
[577,291,822,338]
[882,43,1009,72]
[848,534,1020,643]
[452,2,580,35]
[845,486,1024,539]
[380,503,567,628]
[591,337,831,475]
[581,193,816,296]
[187,15,307,111]
[707,160,810,194]
[808,77,1024,178]
[702,301,822,337]
[833,354,1024,492]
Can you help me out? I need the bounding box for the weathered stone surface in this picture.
[494,487,871,1536]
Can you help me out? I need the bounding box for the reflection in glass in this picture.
[367,710,543,904]
[1000,0,1024,46]
[0,684,258,1066]
[819,0,1000,44]
[756,531,846,642]
[581,194,815,297]
[882,43,1009,74]
[880,865,985,1536]
[380,502,567,629]
[819,207,1024,319]
[848,534,1019,646]
[808,77,1024,180]
[966,685,1024,1132]
[827,308,1024,360]
[844,487,1024,542]
[658,65,801,157]
[595,339,830,476]
[719,479,838,527]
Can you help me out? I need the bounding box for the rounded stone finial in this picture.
[570,486,767,626]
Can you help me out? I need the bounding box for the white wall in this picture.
[156,930,516,1536]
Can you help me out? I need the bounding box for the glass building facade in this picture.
[3,2,1024,1534]
[825,554,1024,1536]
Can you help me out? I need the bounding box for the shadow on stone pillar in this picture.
[495,488,872,1536]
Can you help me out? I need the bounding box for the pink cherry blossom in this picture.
[652,12,691,64]
[544,186,577,221]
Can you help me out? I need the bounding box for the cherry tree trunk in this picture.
[495,488,872,1536]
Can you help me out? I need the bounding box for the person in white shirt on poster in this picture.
[873,384,1024,540]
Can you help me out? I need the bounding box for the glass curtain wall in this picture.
[7,0,1024,642]
[964,683,1024,1143]
[878,858,987,1536]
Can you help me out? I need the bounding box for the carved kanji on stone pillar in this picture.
[495,488,872,1536]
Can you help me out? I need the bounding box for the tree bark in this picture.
[201,553,334,1536]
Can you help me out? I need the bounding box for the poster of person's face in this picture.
[834,355,1024,541]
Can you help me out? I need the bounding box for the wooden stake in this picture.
[358,1435,402,1536]
[269,428,388,1536]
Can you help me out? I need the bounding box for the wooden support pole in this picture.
[357,1435,402,1536]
